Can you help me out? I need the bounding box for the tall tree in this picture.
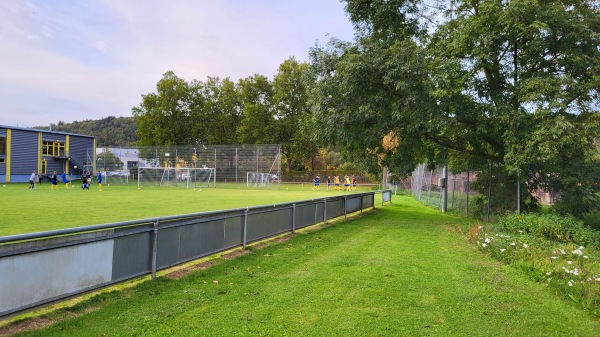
[236,74,277,144]
[308,0,600,215]
[133,71,193,146]
[273,57,316,171]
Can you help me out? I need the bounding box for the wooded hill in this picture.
[35,116,138,147]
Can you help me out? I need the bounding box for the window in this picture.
[127,161,138,169]
[0,137,5,155]
[42,141,65,156]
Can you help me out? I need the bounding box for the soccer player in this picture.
[29,171,37,189]
[334,175,340,190]
[313,175,321,190]
[344,175,351,191]
[61,171,70,189]
[327,176,331,191]
[50,171,58,190]
[97,171,103,192]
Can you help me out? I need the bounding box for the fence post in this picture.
[323,199,327,224]
[292,203,296,233]
[360,194,363,212]
[344,196,347,218]
[151,219,159,280]
[242,208,249,249]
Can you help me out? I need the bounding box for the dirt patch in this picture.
[251,234,294,250]
[164,261,215,280]
[221,249,252,260]
[0,317,54,337]
[0,307,98,337]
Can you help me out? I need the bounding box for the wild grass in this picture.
[469,213,600,317]
[2,196,599,336]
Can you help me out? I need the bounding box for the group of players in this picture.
[313,174,357,191]
[28,170,103,191]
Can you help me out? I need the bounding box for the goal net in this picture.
[138,167,216,188]
[246,172,275,187]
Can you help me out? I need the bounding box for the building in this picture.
[0,125,96,183]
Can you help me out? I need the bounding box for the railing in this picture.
[0,190,392,318]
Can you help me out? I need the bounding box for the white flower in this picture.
[567,261,573,265]
[499,249,506,253]
[578,246,585,250]
[484,237,492,244]
[522,243,529,248]
[551,256,558,260]
[518,230,524,234]
[573,268,579,276]
[568,281,574,287]
[546,271,552,276]
[558,248,566,255]
[482,243,487,248]
[510,242,516,246]
[572,249,583,256]
[583,256,589,259]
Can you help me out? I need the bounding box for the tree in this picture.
[133,71,193,146]
[308,0,600,215]
[96,149,123,171]
[273,57,316,171]
[236,75,277,144]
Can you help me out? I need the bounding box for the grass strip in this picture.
[3,196,600,336]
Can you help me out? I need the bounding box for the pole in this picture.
[486,161,492,222]
[442,166,448,212]
[517,173,521,214]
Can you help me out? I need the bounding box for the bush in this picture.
[469,213,600,317]
[497,213,600,248]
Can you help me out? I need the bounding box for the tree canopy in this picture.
[307,0,600,215]
[132,58,314,171]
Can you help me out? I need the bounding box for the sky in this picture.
[0,0,355,128]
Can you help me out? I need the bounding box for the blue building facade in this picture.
[0,125,96,183]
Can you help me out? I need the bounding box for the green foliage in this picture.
[308,0,600,217]
[96,149,123,171]
[496,214,600,248]
[473,212,600,316]
[38,116,138,146]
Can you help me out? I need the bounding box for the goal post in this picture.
[246,172,274,187]
[138,167,216,188]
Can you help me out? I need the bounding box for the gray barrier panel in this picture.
[246,206,293,242]
[0,191,389,318]
[112,231,153,280]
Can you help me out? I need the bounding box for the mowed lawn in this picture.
[2,195,599,336]
[0,182,350,237]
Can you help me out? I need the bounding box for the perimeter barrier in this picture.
[0,190,392,318]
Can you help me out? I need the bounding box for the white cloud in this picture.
[0,0,354,128]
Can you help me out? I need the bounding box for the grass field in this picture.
[0,182,357,237]
[1,195,599,336]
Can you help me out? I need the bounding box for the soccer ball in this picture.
[138,187,141,190]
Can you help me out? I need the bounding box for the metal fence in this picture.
[96,145,282,185]
[0,190,392,318]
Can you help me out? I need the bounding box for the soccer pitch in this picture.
[0,182,355,237]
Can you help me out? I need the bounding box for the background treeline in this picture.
[35,116,138,147]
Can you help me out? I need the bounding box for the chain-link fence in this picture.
[406,163,544,220]
[96,145,281,187]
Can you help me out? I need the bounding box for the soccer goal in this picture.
[103,170,130,185]
[138,167,216,188]
[246,172,275,187]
